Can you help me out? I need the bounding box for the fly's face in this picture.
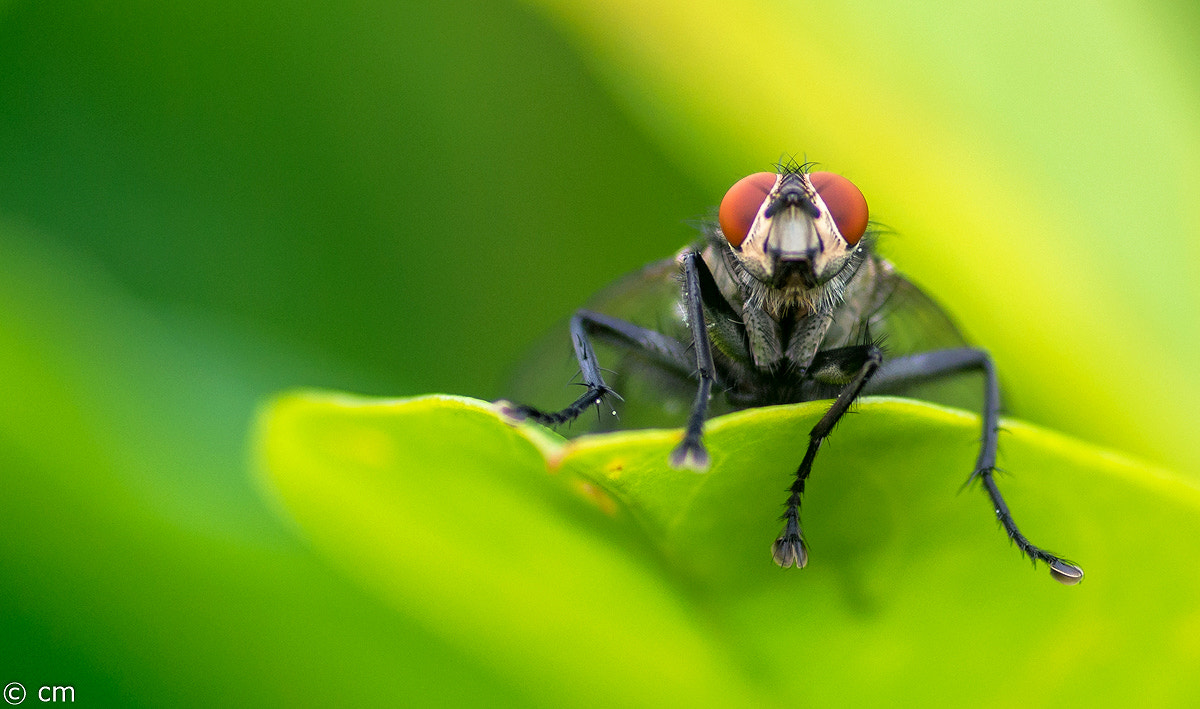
[717,169,869,290]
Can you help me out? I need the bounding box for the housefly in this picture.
[500,160,1083,585]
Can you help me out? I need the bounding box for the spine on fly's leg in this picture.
[497,310,696,429]
[497,310,619,427]
[497,387,617,427]
[966,351,1084,585]
[978,471,1083,584]
[773,440,821,568]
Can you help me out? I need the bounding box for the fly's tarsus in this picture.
[772,524,808,569]
[977,467,1085,584]
[669,434,710,472]
[496,384,619,427]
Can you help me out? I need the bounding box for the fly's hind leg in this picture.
[868,348,1084,584]
[774,344,883,569]
[498,310,692,427]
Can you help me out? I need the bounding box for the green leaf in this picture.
[257,391,1200,706]
[256,393,766,707]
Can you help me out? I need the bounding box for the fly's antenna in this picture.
[775,155,818,176]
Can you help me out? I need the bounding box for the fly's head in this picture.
[717,166,869,295]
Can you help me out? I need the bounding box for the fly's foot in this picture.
[494,399,535,423]
[1048,559,1084,585]
[772,530,808,569]
[669,434,709,472]
[494,400,567,426]
[494,385,620,428]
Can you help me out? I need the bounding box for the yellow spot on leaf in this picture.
[573,480,618,516]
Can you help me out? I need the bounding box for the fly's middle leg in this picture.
[670,250,725,471]
[869,348,1084,584]
[773,344,882,568]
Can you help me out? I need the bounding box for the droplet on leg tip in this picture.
[1049,559,1084,585]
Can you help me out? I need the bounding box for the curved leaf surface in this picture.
[257,392,1200,706]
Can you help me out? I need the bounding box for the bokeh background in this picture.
[1,0,1197,705]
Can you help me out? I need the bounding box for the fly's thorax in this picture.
[692,239,875,374]
[703,228,871,323]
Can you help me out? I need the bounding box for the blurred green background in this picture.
[1,0,1197,705]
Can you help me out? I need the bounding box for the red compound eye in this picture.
[809,172,869,245]
[718,172,777,247]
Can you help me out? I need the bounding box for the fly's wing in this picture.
[503,255,702,436]
[864,261,988,412]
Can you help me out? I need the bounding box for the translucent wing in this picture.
[868,265,969,354]
[503,256,702,435]
[506,252,1002,435]
[864,262,988,411]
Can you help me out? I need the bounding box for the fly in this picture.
[500,159,1083,585]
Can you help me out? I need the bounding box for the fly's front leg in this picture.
[668,250,723,471]
[869,348,1084,584]
[773,344,882,568]
[498,310,692,427]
